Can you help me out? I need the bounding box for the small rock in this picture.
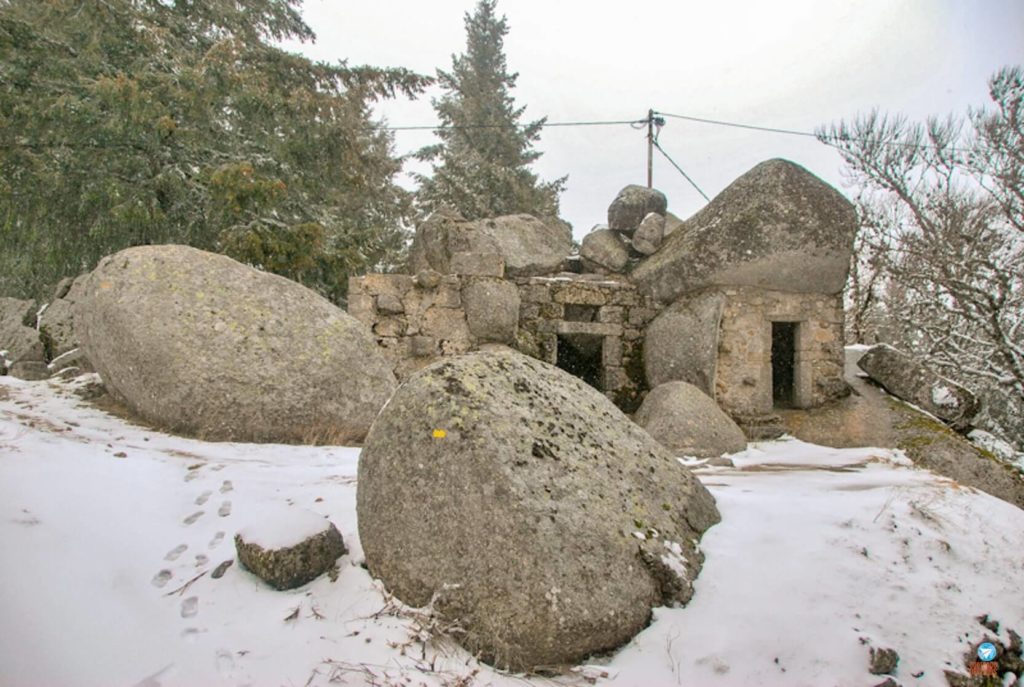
[870,647,900,675]
[376,293,404,315]
[632,212,665,255]
[235,508,347,590]
[873,678,900,687]
[414,269,442,290]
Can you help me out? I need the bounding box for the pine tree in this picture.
[415,0,565,221]
[0,0,429,303]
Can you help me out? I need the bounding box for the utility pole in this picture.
[645,110,665,189]
[646,109,654,188]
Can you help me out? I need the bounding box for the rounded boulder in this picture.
[76,245,396,443]
[357,348,720,671]
[634,382,747,458]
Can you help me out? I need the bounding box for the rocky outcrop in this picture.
[357,348,720,671]
[643,292,725,395]
[0,297,43,375]
[607,185,668,235]
[857,344,979,430]
[580,227,630,273]
[76,244,396,443]
[634,381,747,457]
[409,210,573,278]
[632,159,858,304]
[235,508,346,590]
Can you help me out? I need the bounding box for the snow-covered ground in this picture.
[2,375,1022,687]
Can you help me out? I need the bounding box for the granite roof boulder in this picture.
[631,159,858,303]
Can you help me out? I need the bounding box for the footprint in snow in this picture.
[151,570,173,588]
[208,531,225,549]
[219,480,233,494]
[216,649,235,677]
[180,596,198,618]
[195,490,212,506]
[218,501,232,518]
[164,544,188,561]
[195,554,209,567]
[183,511,204,525]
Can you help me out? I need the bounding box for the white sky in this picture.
[284,0,1024,239]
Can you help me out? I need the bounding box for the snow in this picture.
[235,506,334,550]
[931,384,960,408]
[2,374,1023,687]
[969,429,1024,470]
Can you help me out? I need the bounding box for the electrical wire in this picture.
[380,118,646,131]
[651,139,711,202]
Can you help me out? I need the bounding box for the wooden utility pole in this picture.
[646,109,654,188]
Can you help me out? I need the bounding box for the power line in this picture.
[651,139,711,202]
[379,117,646,132]
[654,110,820,139]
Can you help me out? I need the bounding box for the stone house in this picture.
[348,159,858,436]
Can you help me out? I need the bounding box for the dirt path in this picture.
[779,349,1024,510]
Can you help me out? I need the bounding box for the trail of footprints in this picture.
[151,468,236,627]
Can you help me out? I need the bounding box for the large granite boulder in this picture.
[607,185,668,235]
[632,159,858,304]
[634,382,747,457]
[76,245,397,443]
[580,227,630,273]
[643,292,725,395]
[461,277,520,345]
[857,344,979,430]
[235,507,347,590]
[0,297,43,373]
[409,209,572,278]
[357,348,720,671]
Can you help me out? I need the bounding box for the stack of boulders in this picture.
[580,185,681,273]
[0,276,90,381]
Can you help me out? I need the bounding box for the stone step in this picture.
[732,413,787,441]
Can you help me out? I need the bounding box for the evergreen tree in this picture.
[415,0,565,220]
[0,0,429,303]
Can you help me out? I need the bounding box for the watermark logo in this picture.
[968,641,998,677]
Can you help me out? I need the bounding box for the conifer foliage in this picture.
[415,0,565,221]
[0,0,429,302]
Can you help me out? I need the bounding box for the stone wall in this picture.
[348,272,473,381]
[515,276,658,412]
[713,287,846,417]
[348,271,658,412]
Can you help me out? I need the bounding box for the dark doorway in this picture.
[771,322,797,408]
[556,334,603,390]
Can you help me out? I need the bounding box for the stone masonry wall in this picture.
[348,270,659,413]
[516,276,658,412]
[348,272,473,381]
[714,287,846,417]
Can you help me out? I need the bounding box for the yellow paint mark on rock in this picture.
[432,429,447,439]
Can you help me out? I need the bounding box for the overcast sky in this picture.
[284,0,1024,239]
